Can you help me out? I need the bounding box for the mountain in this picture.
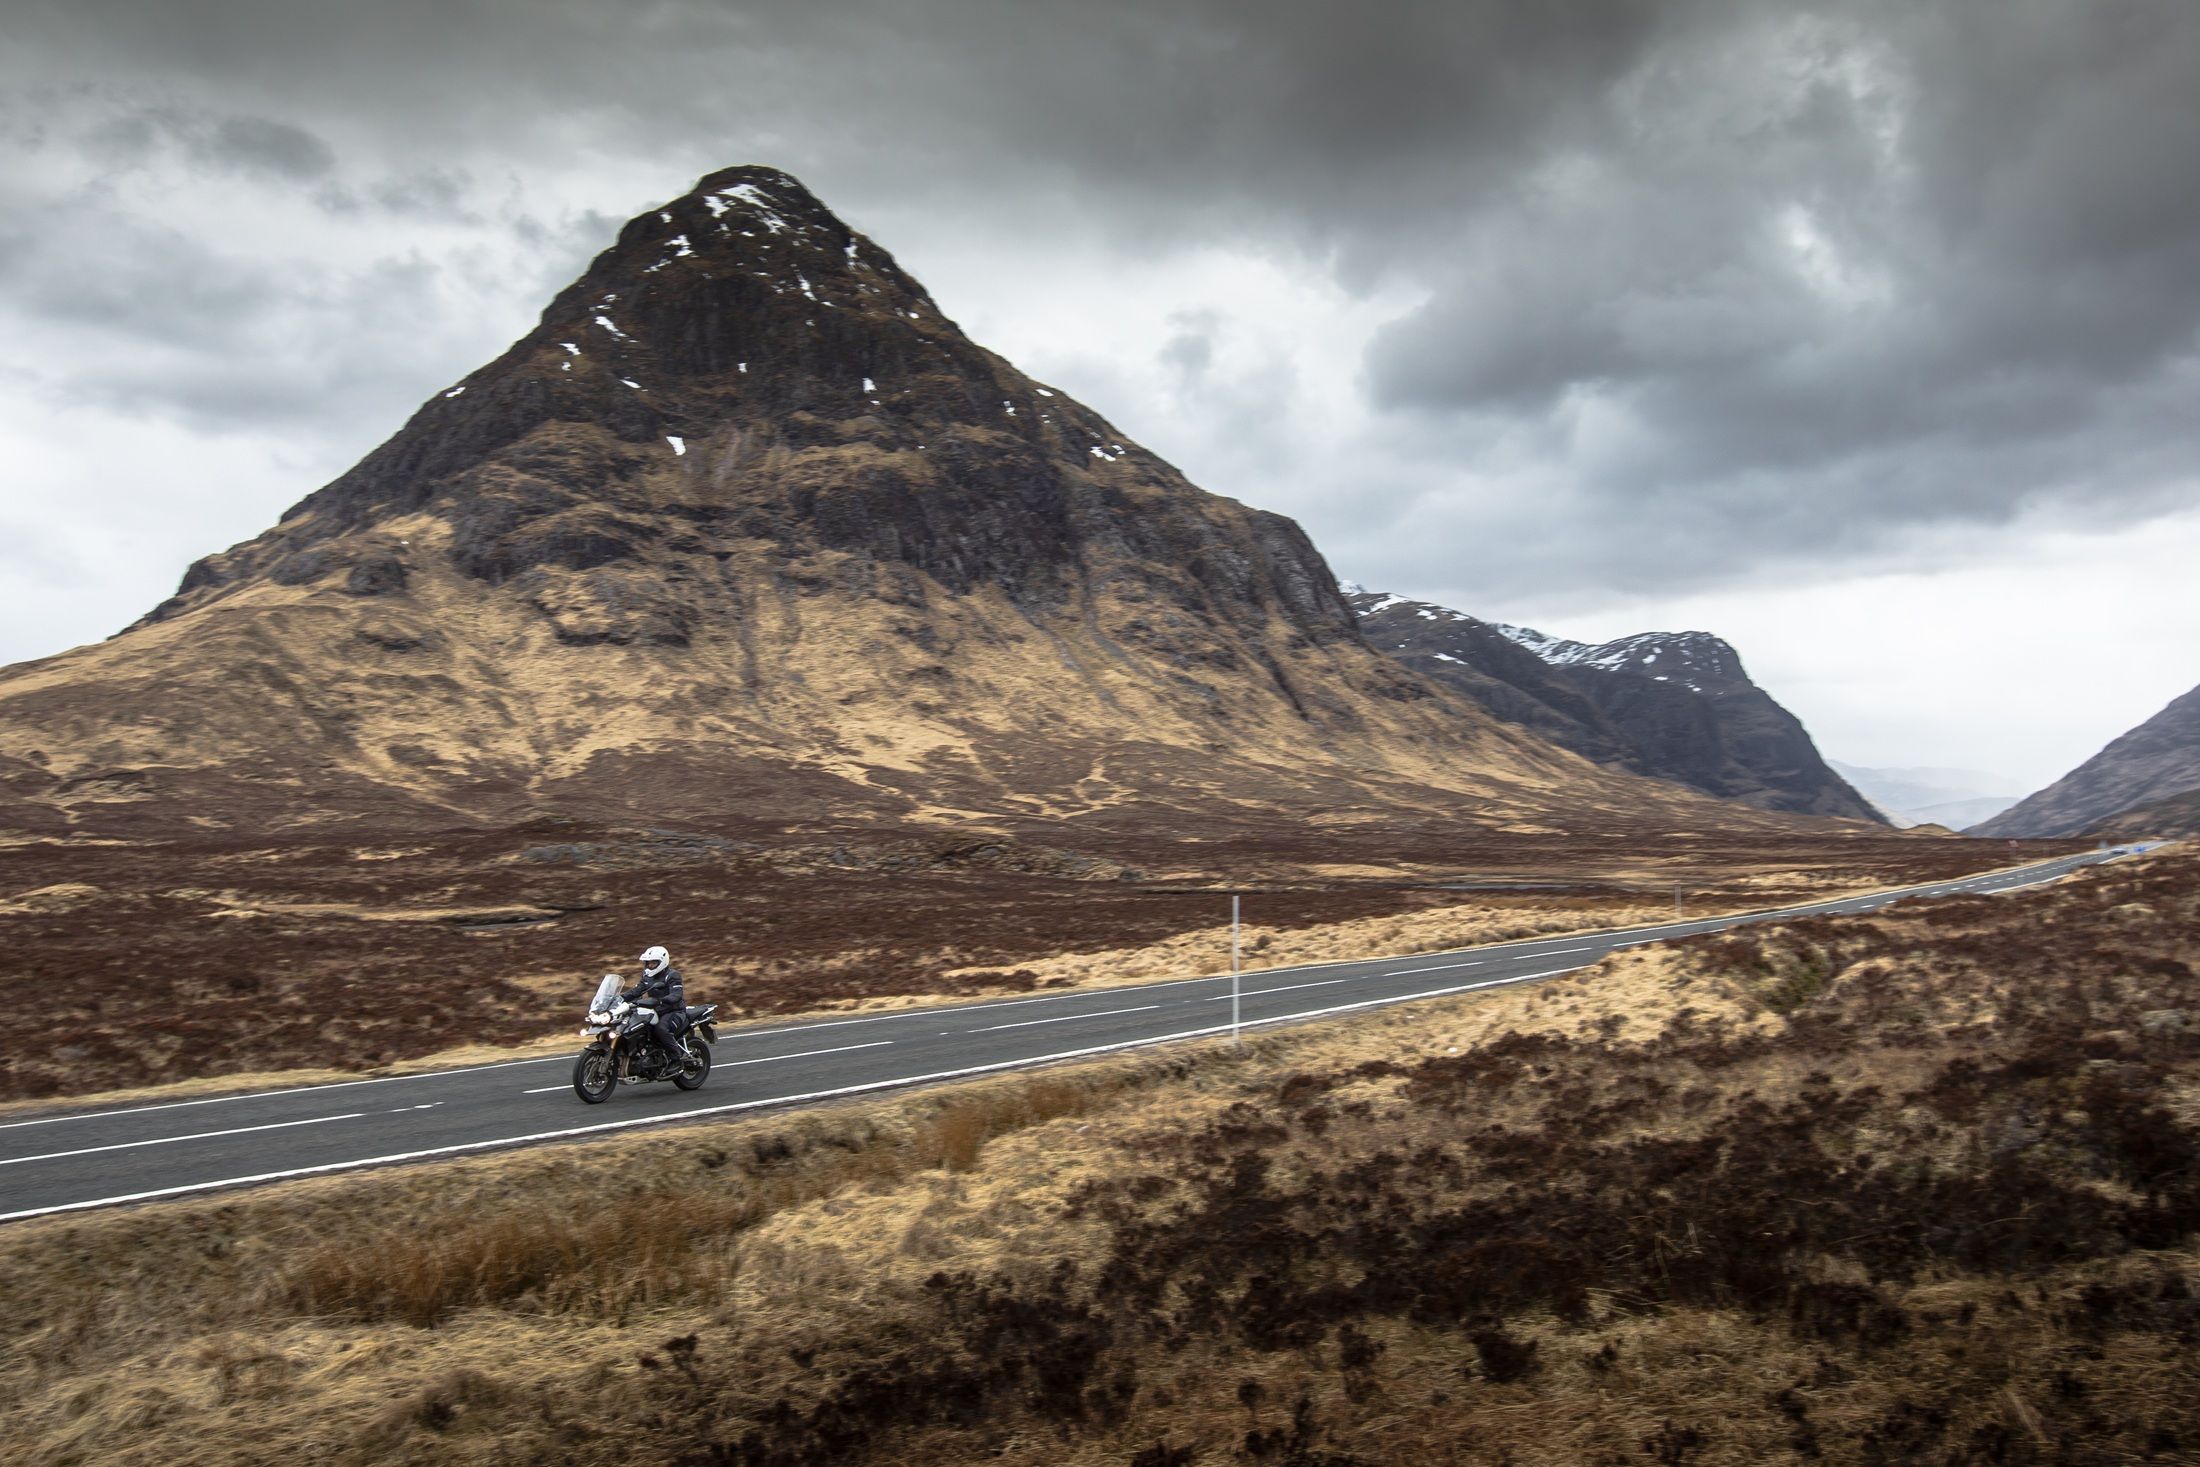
[1344,589,1881,822]
[1899,795,2021,830]
[1826,761,2022,829]
[1972,684,2200,838]
[0,166,1796,854]
[2088,787,2200,840]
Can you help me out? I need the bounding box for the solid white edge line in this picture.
[1,1111,370,1168]
[522,1086,568,1095]
[1,853,2101,1141]
[0,966,1584,1224]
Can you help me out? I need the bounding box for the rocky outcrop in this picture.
[1346,590,1881,822]
[1974,684,2200,837]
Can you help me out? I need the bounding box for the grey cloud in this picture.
[1339,1,2200,589]
[0,209,280,350]
[1158,310,1218,385]
[369,168,473,217]
[5,0,2199,608]
[0,194,476,434]
[316,167,483,221]
[205,113,334,180]
[0,516,89,590]
[70,102,336,180]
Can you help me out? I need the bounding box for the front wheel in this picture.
[672,1036,711,1091]
[573,1047,616,1104]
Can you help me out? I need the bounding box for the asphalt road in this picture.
[0,848,2128,1223]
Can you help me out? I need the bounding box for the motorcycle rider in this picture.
[622,945,689,1074]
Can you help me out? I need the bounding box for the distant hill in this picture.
[1973,684,2200,837]
[1344,589,1881,822]
[1827,761,2022,829]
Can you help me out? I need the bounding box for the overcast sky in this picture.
[4,0,2197,791]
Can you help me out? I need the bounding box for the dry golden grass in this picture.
[934,861,1940,1003]
[3,849,2192,1465]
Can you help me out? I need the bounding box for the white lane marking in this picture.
[1387,943,1595,977]
[1203,976,1354,1001]
[0,1111,369,1168]
[716,972,1242,1041]
[717,1040,894,1068]
[1267,966,1585,1025]
[961,1004,1160,1034]
[0,966,1588,1223]
[0,1056,561,1132]
[522,1086,568,1095]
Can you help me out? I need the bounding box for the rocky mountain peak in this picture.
[136,165,1359,657]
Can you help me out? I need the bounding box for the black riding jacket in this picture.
[622,965,685,1015]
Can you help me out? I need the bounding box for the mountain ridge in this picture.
[1972,683,2200,837]
[1343,589,1881,823]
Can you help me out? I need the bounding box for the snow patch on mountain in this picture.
[1486,621,1740,694]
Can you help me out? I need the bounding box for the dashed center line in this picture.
[1,1111,369,1168]
[1204,975,1354,1001]
[716,1040,896,1068]
[961,1004,1160,1034]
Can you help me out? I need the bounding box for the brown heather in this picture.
[2,847,2195,1464]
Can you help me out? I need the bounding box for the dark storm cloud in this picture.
[73,103,336,180]
[6,0,2198,601]
[1158,311,1218,387]
[315,167,484,222]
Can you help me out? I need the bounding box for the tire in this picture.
[573,1047,616,1104]
[672,1036,711,1091]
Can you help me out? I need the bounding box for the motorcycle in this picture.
[572,973,719,1104]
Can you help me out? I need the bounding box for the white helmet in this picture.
[639,945,670,978]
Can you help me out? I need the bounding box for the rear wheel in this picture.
[672,1036,711,1091]
[573,1047,615,1104]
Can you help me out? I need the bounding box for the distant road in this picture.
[0,849,2121,1223]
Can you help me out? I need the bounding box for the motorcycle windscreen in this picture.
[588,973,622,1014]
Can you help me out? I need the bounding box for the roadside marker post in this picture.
[1231,894,1242,1047]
